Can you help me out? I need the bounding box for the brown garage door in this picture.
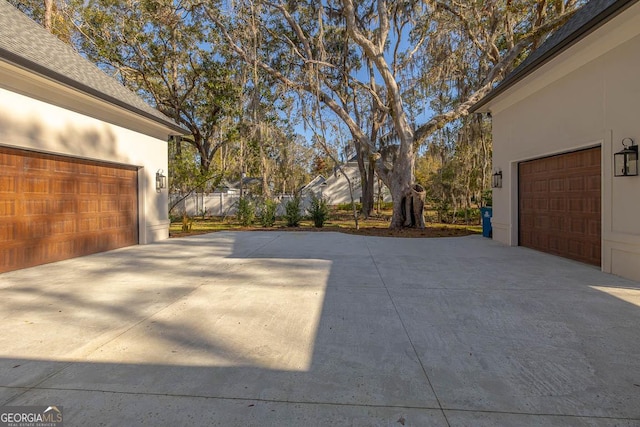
[519,147,601,266]
[0,146,138,273]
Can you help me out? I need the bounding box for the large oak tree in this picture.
[78,0,242,183]
[209,0,580,228]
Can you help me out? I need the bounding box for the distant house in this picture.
[302,158,391,205]
[0,2,186,273]
[472,0,640,280]
[300,175,327,198]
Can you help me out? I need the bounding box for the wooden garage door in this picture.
[0,147,138,273]
[519,147,601,266]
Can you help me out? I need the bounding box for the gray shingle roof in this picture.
[471,0,639,112]
[0,0,186,134]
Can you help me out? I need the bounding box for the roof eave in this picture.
[0,47,188,135]
[471,0,638,114]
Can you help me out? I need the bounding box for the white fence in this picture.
[170,192,238,218]
[169,193,310,218]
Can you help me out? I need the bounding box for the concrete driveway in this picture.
[0,232,639,426]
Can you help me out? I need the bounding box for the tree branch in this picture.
[413,5,578,147]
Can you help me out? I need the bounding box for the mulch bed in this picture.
[170,224,478,239]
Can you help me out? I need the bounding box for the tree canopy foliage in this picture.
[78,0,242,180]
[208,0,581,227]
[15,0,584,226]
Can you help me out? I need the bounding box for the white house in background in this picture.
[300,175,327,198]
[302,159,391,205]
[472,0,640,281]
[0,2,186,273]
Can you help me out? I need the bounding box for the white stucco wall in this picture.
[486,2,640,281]
[0,63,173,244]
[314,163,391,205]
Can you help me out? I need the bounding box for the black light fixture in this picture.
[156,169,167,190]
[614,138,638,177]
[492,170,503,188]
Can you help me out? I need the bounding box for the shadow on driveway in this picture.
[0,232,639,426]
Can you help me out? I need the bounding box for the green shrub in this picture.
[335,202,362,211]
[455,207,480,222]
[237,197,255,226]
[181,214,193,232]
[284,197,303,227]
[377,201,394,210]
[258,199,277,227]
[481,189,493,207]
[435,199,453,223]
[308,195,330,228]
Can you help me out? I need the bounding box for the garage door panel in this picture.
[549,198,566,211]
[25,219,49,239]
[79,200,99,213]
[0,176,16,193]
[51,217,76,234]
[1,248,17,270]
[567,239,589,259]
[119,198,135,211]
[24,199,48,215]
[535,199,549,210]
[51,177,77,194]
[118,213,135,227]
[101,216,119,229]
[548,235,564,252]
[100,167,118,178]
[528,232,548,248]
[79,180,99,195]
[79,163,98,175]
[586,175,599,190]
[0,200,16,217]
[24,156,49,171]
[519,147,601,266]
[0,146,138,273]
[79,217,99,231]
[0,151,19,167]
[53,159,77,174]
[549,178,564,191]
[569,217,587,233]
[583,198,599,213]
[24,176,48,193]
[569,198,586,212]
[0,223,14,242]
[533,179,548,192]
[534,215,549,229]
[529,161,547,173]
[100,182,119,195]
[549,215,564,231]
[567,177,585,191]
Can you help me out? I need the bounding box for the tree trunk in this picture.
[389,185,405,229]
[403,184,426,228]
[366,158,376,214]
[385,116,420,228]
[357,152,375,219]
[389,183,426,228]
[196,135,211,179]
[258,127,272,198]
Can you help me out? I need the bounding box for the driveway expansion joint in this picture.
[0,385,443,412]
[365,239,452,427]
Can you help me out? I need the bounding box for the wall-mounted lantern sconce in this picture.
[614,138,638,177]
[156,169,167,190]
[492,170,503,188]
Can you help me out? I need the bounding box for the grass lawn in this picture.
[170,210,482,238]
